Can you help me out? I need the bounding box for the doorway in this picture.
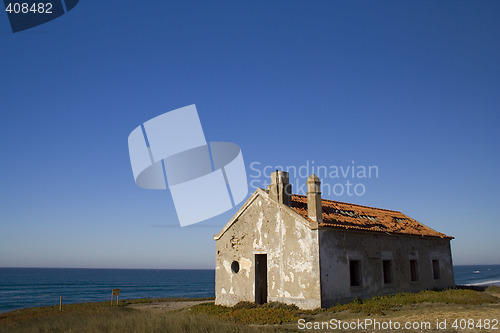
[255,254,267,304]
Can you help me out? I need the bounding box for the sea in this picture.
[0,265,499,314]
[0,268,214,313]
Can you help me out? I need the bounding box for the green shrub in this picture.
[261,302,299,311]
[192,302,300,324]
[233,301,258,309]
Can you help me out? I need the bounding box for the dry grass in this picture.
[0,303,285,333]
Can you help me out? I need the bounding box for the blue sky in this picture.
[0,1,499,268]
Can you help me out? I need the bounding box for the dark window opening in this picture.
[383,260,393,284]
[231,261,240,274]
[410,259,419,281]
[432,259,440,280]
[349,260,361,286]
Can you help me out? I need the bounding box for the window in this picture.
[383,260,393,284]
[349,260,361,286]
[410,259,419,281]
[231,260,240,274]
[432,259,440,280]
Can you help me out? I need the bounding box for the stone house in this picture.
[214,171,454,309]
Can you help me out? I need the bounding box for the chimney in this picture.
[267,170,292,206]
[307,174,322,223]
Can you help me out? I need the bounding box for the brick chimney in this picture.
[307,174,322,222]
[267,170,292,206]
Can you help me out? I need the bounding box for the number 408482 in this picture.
[5,3,53,14]
[451,319,498,330]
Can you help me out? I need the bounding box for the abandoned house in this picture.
[214,171,454,309]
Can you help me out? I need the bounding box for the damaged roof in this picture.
[290,194,452,239]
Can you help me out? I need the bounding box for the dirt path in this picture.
[127,300,212,312]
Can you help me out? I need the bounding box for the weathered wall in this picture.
[319,228,454,308]
[215,189,321,309]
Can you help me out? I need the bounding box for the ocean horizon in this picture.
[0,268,215,314]
[0,265,499,314]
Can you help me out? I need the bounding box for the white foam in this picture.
[464,279,500,286]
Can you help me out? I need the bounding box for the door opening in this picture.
[255,254,267,304]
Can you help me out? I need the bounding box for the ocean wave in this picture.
[464,279,500,286]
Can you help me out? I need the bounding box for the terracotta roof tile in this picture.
[290,194,452,239]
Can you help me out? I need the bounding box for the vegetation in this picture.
[0,298,213,328]
[0,310,285,333]
[325,288,499,315]
[191,288,499,323]
[486,285,500,293]
[1,288,498,332]
[0,300,283,333]
[191,301,301,325]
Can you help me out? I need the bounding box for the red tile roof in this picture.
[290,194,452,239]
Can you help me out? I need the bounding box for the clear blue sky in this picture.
[1,1,499,268]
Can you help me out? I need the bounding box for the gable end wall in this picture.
[215,193,321,309]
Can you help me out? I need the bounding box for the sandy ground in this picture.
[127,300,213,312]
